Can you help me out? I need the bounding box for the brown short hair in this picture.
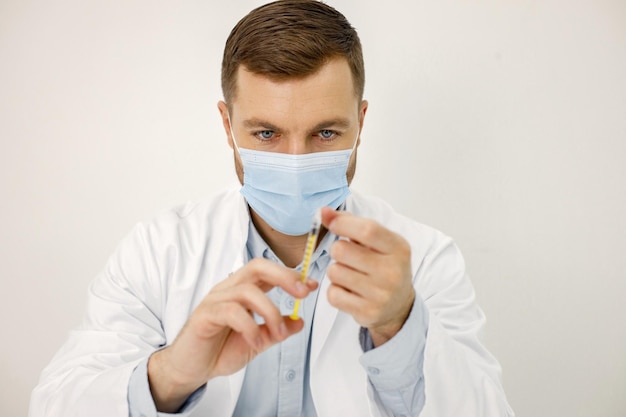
[221,0,364,105]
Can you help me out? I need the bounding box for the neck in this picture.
[249,209,326,268]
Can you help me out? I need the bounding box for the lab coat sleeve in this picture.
[29,222,171,417]
[128,356,206,417]
[416,236,515,417]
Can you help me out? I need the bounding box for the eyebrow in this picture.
[241,117,352,132]
[242,118,280,131]
[311,118,352,132]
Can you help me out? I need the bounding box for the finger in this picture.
[320,206,341,229]
[231,258,319,298]
[281,315,305,335]
[329,238,376,275]
[322,208,405,254]
[326,261,373,299]
[326,283,372,326]
[208,301,263,349]
[232,281,317,341]
[212,283,287,340]
[253,316,306,352]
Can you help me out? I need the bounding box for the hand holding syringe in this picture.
[290,208,322,320]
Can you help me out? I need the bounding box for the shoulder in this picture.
[114,183,247,260]
[142,183,243,233]
[99,183,247,291]
[151,182,242,225]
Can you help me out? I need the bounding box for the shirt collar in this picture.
[245,203,345,268]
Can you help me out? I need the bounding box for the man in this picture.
[30,1,514,416]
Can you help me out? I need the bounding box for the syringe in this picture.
[289,208,322,320]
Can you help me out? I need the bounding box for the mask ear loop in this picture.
[349,128,360,154]
[227,114,242,154]
[349,110,363,153]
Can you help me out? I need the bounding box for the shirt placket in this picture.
[276,247,329,417]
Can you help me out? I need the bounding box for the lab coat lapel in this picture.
[225,251,247,411]
[310,196,358,368]
[217,187,250,413]
[310,272,339,369]
[193,236,248,416]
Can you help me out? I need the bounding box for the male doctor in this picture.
[30,1,514,416]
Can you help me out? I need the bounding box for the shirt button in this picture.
[285,369,296,382]
[367,367,380,375]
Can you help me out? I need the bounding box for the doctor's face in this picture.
[218,58,368,185]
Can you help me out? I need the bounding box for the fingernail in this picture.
[280,322,288,338]
[295,281,307,293]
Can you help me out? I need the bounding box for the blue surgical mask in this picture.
[230,124,357,236]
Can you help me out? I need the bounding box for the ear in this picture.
[357,99,368,147]
[217,101,234,149]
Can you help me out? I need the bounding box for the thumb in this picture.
[320,206,341,230]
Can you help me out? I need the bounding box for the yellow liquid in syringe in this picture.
[290,211,321,320]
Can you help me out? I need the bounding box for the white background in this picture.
[1,1,625,416]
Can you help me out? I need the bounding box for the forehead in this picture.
[231,58,359,126]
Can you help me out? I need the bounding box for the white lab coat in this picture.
[30,184,514,417]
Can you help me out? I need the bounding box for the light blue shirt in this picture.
[232,218,331,417]
[128,219,428,416]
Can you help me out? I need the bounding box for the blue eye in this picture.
[256,130,274,140]
[319,130,335,139]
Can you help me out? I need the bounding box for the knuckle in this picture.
[238,282,258,296]
[265,309,282,326]
[246,258,264,272]
[361,221,378,240]
[326,263,338,279]
[327,263,348,285]
[222,302,242,317]
[234,286,253,304]
[376,259,407,286]
[330,240,346,259]
[371,287,389,306]
[326,285,340,306]
[389,263,405,281]
[398,238,411,258]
